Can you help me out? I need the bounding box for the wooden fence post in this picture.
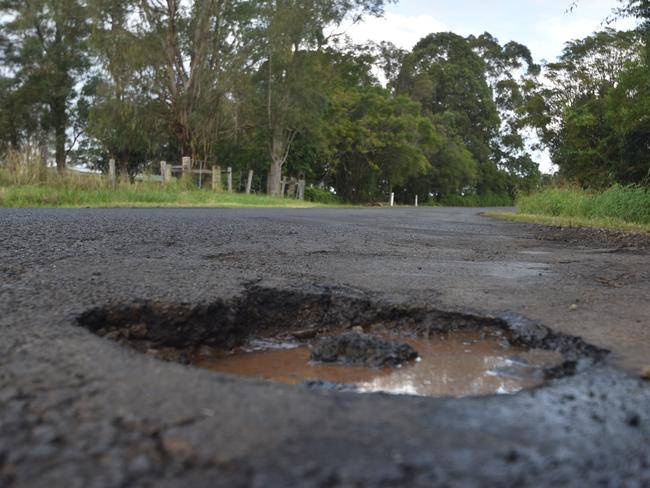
[287,177,297,198]
[160,161,167,185]
[182,156,191,181]
[280,177,287,197]
[108,159,116,190]
[246,170,253,194]
[297,173,306,201]
[227,167,233,192]
[212,166,222,192]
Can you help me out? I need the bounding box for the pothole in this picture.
[194,330,564,396]
[77,286,608,398]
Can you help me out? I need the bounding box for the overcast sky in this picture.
[346,0,636,63]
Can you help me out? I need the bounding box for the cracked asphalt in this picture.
[1,207,649,487]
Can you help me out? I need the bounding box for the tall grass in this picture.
[0,147,50,185]
[517,185,650,226]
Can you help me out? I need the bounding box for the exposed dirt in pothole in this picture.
[76,286,608,396]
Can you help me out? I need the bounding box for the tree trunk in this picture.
[52,99,67,174]
[266,129,286,196]
[39,131,49,168]
[55,123,66,174]
[267,159,283,196]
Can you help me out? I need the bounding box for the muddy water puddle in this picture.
[193,331,563,397]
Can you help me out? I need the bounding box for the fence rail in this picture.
[107,157,306,200]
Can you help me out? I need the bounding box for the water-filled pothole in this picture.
[193,330,563,397]
[77,286,607,398]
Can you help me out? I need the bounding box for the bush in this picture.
[305,186,341,204]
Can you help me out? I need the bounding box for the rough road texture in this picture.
[1,208,649,487]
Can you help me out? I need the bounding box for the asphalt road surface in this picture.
[1,208,649,487]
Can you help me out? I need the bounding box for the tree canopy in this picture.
[1,0,648,200]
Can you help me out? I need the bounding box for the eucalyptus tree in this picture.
[396,33,499,164]
[0,75,43,154]
[609,1,650,184]
[375,41,408,88]
[570,0,650,59]
[0,0,90,172]
[324,86,435,202]
[245,0,393,195]
[468,33,541,191]
[527,29,643,186]
[622,0,650,58]
[528,0,650,186]
[83,0,154,172]
[394,32,499,195]
[129,0,245,161]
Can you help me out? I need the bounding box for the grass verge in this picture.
[484,211,650,234]
[484,185,650,234]
[0,184,337,208]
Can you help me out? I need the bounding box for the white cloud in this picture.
[530,15,636,62]
[342,12,449,50]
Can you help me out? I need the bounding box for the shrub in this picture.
[305,186,341,204]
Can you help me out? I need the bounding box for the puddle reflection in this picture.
[193,331,562,397]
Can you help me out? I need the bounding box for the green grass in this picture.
[484,211,650,234]
[485,185,650,234]
[0,183,337,208]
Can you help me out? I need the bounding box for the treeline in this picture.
[0,1,647,203]
[532,0,650,189]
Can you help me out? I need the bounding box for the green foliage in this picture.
[518,185,650,225]
[528,27,649,188]
[243,0,392,194]
[605,64,650,184]
[396,32,499,165]
[304,186,342,204]
[394,32,541,198]
[616,1,650,62]
[1,0,90,170]
[1,1,553,205]
[324,86,433,202]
